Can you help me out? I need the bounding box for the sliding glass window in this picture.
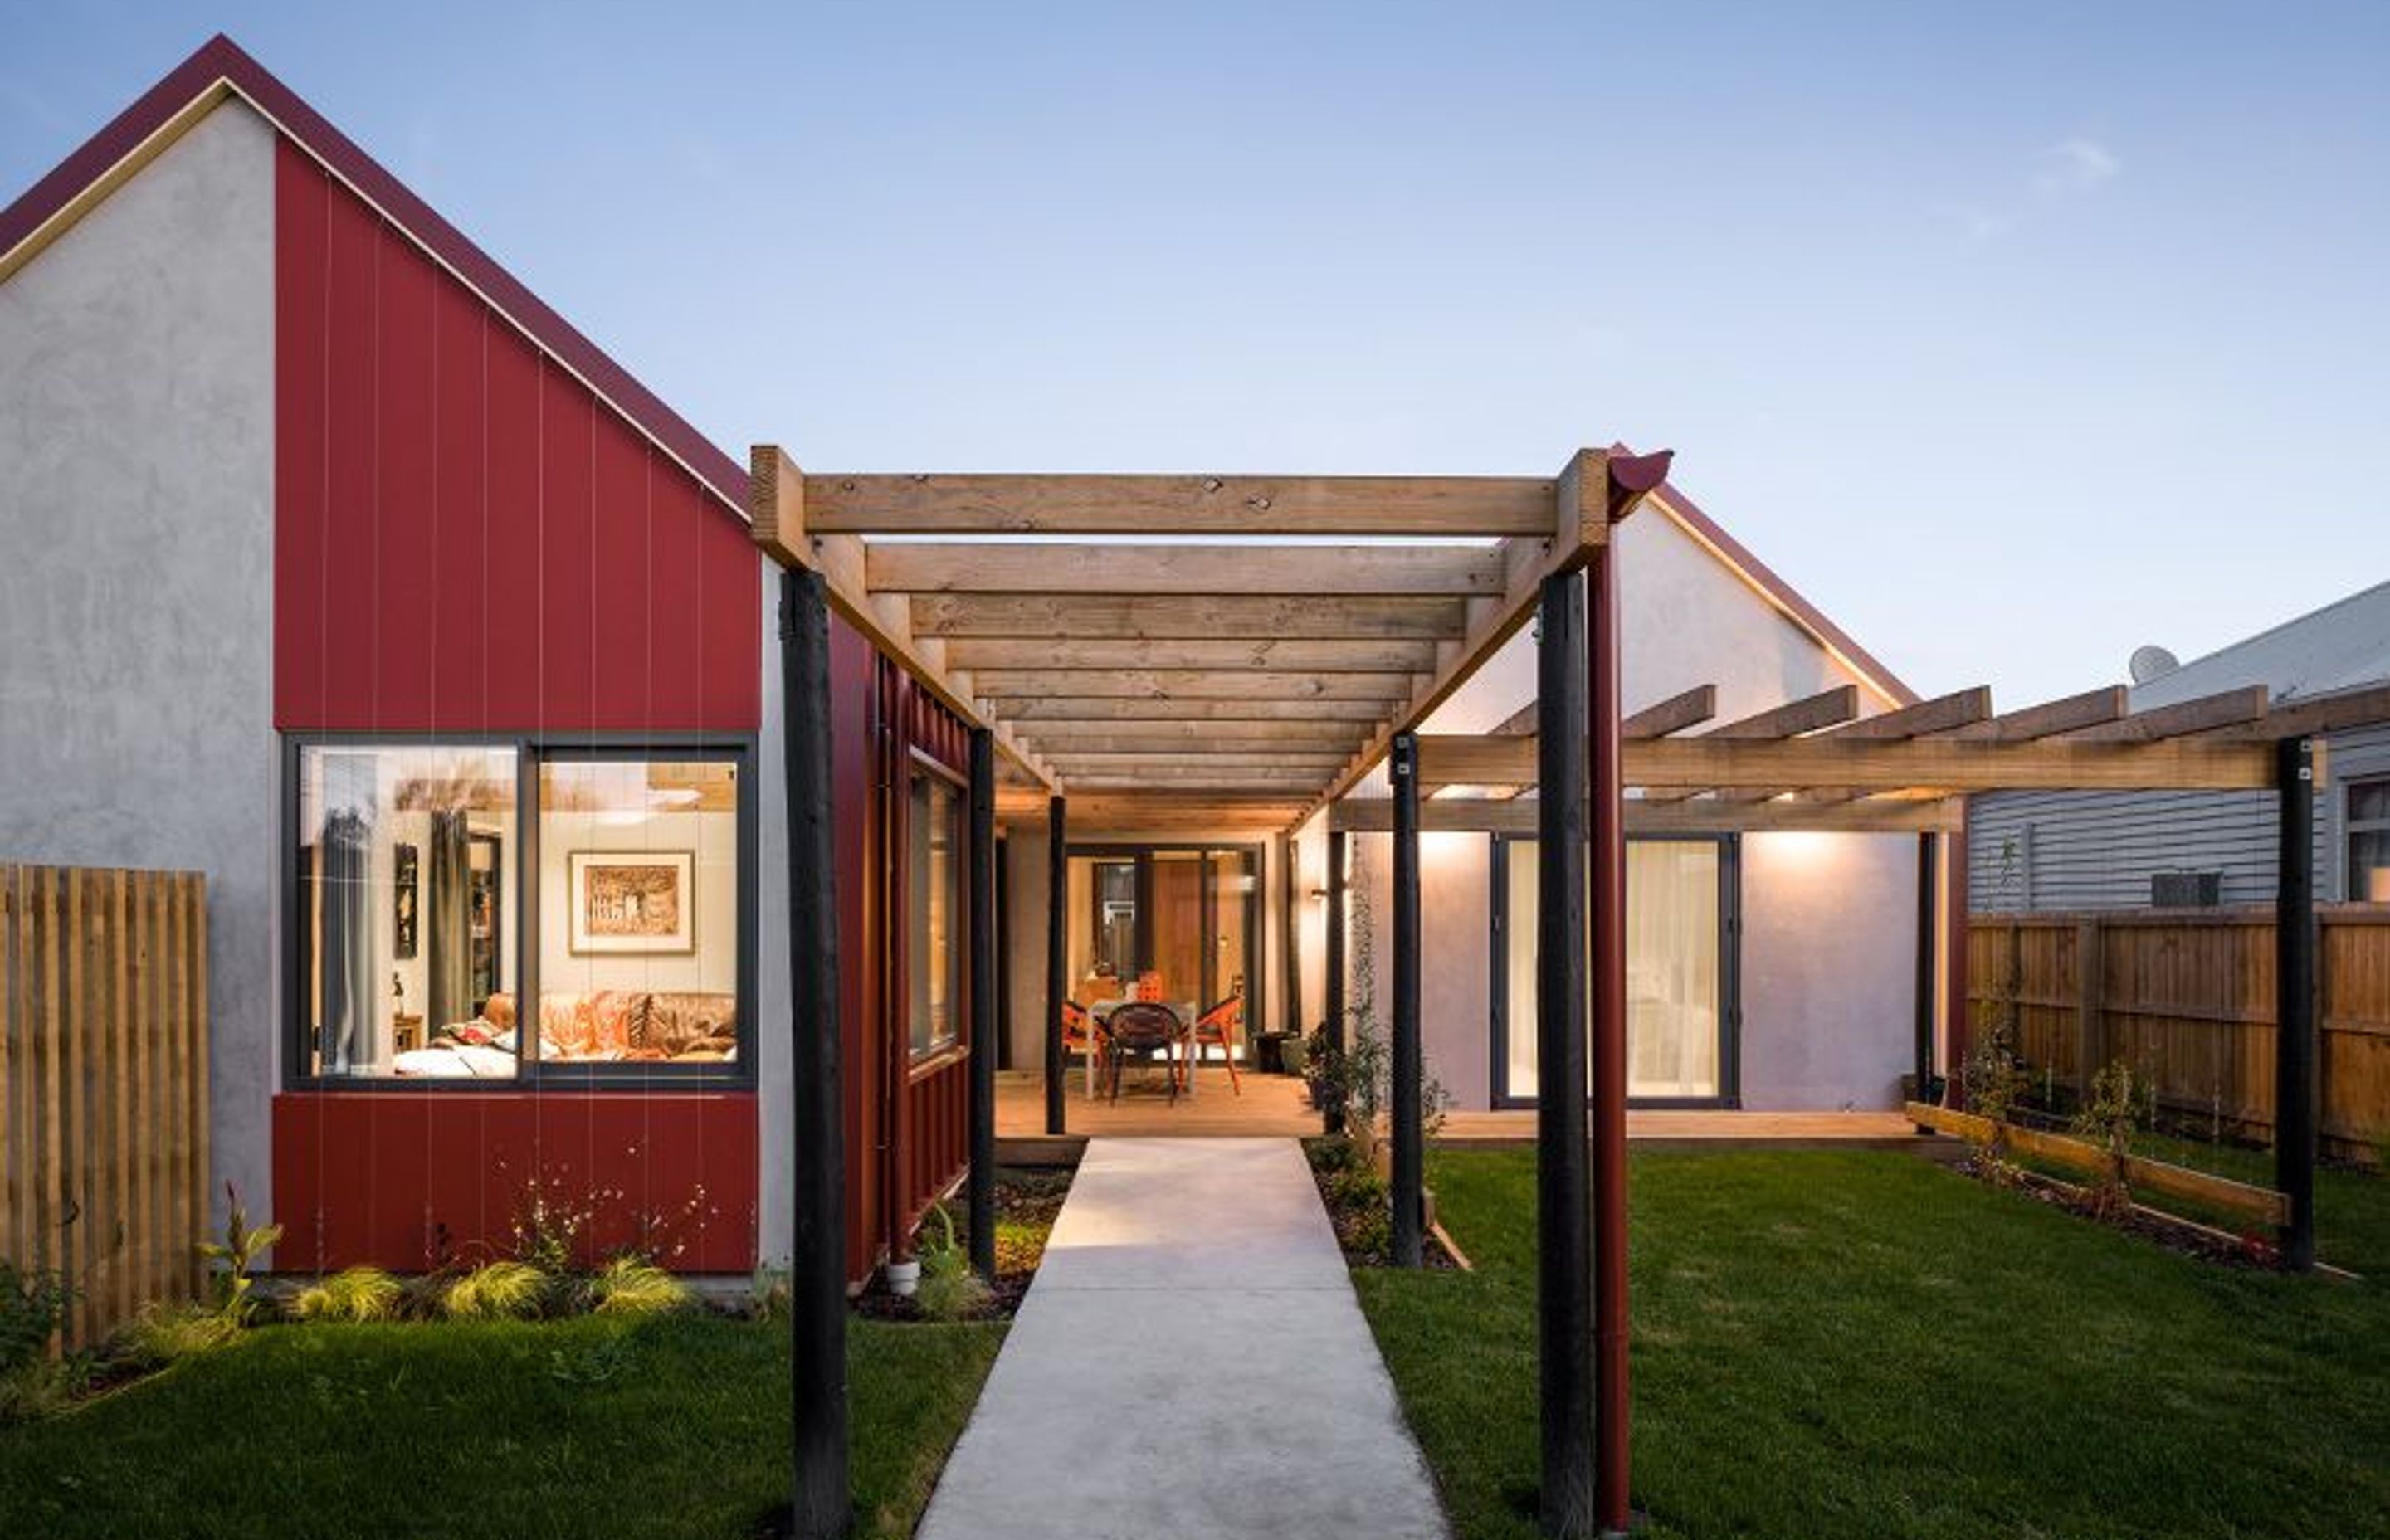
[1494,835,1735,1106]
[908,765,965,1060]
[295,745,520,1079]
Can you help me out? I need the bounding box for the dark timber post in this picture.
[1535,569,1594,1538]
[1044,796,1068,1135]
[2275,736,2318,1272]
[1588,550,1632,1537]
[966,729,997,1279]
[779,568,849,1540]
[1914,831,1938,1128]
[1389,731,1424,1269]
[1324,827,1349,1134]
[1278,831,1302,1039]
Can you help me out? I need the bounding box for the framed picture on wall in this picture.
[393,842,419,959]
[568,851,695,955]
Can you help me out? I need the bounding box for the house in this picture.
[1969,580,2390,913]
[2,37,1966,1295]
[0,35,982,1281]
[1287,486,1942,1114]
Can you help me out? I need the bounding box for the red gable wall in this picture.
[272,139,758,733]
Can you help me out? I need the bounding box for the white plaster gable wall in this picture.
[1369,501,1923,1112]
[0,103,279,1225]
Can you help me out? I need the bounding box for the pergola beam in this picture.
[943,637,1444,674]
[1412,722,2280,792]
[2068,685,2271,742]
[866,542,1509,597]
[1622,684,1720,739]
[1329,797,1964,836]
[910,593,1471,641]
[975,669,1418,701]
[1001,697,1393,723]
[805,471,1566,536]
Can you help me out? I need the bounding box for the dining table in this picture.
[1087,997,1203,1099]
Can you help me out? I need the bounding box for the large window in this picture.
[908,766,965,1059]
[2350,779,2390,904]
[1493,836,1735,1106]
[537,757,743,1067]
[296,746,520,1079]
[291,740,749,1084]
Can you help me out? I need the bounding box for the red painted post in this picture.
[1944,803,1971,1106]
[1587,552,1630,1534]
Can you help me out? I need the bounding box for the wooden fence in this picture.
[1,865,210,1347]
[1968,906,2390,1162]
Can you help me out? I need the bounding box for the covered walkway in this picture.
[916,1138,1449,1540]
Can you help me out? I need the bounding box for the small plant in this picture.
[548,1337,634,1387]
[120,1301,240,1366]
[294,1266,404,1323]
[0,1260,73,1377]
[749,1265,792,1322]
[2071,1059,2144,1221]
[1960,1014,2032,1187]
[911,1205,990,1322]
[196,1183,282,1323]
[0,1261,77,1424]
[510,1172,609,1276]
[442,1260,549,1319]
[590,1255,690,1317]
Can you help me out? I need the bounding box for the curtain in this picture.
[426,808,472,1031]
[319,807,375,1075]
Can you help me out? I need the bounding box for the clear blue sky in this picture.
[5,3,2384,704]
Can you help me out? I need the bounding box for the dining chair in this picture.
[1061,1000,1105,1101]
[1104,1001,1182,1104]
[1184,993,1244,1096]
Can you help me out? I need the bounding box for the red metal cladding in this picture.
[272,139,758,734]
[271,1093,759,1274]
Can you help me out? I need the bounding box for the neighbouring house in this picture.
[0,36,981,1281]
[1969,581,2390,914]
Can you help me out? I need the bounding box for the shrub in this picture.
[294,1267,405,1323]
[590,1255,690,1318]
[1960,1016,2032,1187]
[0,1260,73,1378]
[749,1265,792,1322]
[442,1260,550,1320]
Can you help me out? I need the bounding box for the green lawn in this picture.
[1358,1149,2390,1540]
[0,1314,1002,1540]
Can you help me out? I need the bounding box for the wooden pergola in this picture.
[752,438,2361,1540]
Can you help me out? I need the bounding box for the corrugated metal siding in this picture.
[1969,724,2390,910]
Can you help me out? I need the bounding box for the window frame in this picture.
[1064,841,1266,1017]
[2348,774,2390,904]
[1486,831,1743,1112]
[904,750,971,1067]
[281,731,758,1093]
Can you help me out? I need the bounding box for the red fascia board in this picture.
[0,32,749,519]
[1613,444,1919,708]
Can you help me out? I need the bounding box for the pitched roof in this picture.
[2130,578,2390,709]
[0,33,749,518]
[1634,470,1919,708]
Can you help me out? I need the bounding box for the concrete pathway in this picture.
[915,1138,1451,1540]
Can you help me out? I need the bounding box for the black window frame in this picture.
[1486,831,1742,1111]
[1064,841,1265,1018]
[281,731,759,1092]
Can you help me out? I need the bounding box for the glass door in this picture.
[1065,844,1261,1035]
[1495,835,1736,1105]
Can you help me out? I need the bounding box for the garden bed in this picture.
[852,1166,1073,1323]
[1303,1135,1463,1270]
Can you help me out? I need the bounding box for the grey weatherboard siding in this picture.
[1968,724,2390,911]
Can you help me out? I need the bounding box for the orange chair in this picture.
[1061,1000,1106,1100]
[1184,993,1244,1096]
